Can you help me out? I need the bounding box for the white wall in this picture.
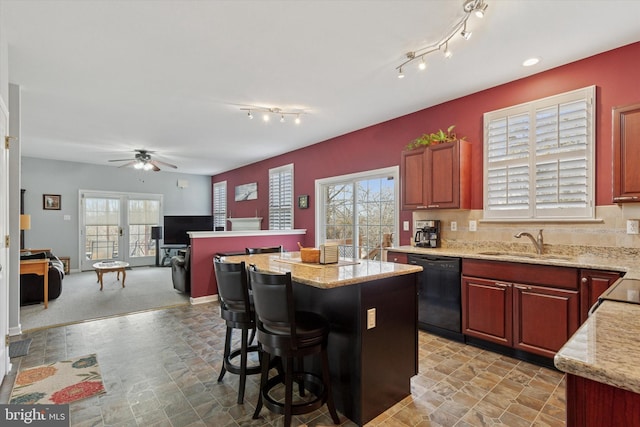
[22,157,211,269]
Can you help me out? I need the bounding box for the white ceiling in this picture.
[4,0,640,176]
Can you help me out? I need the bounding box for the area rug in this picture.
[9,354,106,405]
[8,338,32,358]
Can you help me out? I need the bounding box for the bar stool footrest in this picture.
[262,371,327,416]
[223,345,261,376]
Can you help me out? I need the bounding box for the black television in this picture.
[163,215,213,245]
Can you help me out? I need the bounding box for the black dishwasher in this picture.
[408,254,463,342]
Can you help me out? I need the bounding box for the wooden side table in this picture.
[59,256,70,274]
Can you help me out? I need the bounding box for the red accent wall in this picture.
[213,42,640,247]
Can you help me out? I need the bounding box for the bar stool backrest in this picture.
[248,269,297,342]
[214,259,251,314]
[245,246,283,254]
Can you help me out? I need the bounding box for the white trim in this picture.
[190,294,219,305]
[189,229,306,239]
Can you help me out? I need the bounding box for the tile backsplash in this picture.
[413,205,640,258]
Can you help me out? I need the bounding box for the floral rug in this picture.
[9,354,106,405]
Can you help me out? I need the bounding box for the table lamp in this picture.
[20,214,31,249]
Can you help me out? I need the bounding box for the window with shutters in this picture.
[269,164,294,229]
[483,86,595,220]
[213,181,227,230]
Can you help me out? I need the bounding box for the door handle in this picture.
[494,282,510,288]
[513,284,533,290]
[119,227,123,237]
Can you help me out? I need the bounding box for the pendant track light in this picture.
[395,0,489,78]
[240,106,306,124]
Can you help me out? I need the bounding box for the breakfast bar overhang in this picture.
[223,252,422,426]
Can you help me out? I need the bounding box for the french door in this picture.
[79,191,162,270]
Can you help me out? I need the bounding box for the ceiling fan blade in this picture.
[152,159,178,169]
[151,163,161,172]
[108,158,136,162]
[117,161,137,168]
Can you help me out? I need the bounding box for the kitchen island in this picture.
[223,252,422,426]
[554,300,640,426]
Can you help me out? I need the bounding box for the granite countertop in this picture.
[387,245,640,279]
[222,252,422,289]
[554,300,640,393]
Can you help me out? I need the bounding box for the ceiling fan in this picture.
[108,149,177,172]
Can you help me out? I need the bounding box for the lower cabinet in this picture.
[462,259,580,359]
[579,269,622,322]
[386,250,408,264]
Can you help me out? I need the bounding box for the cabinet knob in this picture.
[581,277,588,284]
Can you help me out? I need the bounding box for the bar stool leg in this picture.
[237,327,249,404]
[253,348,270,419]
[284,356,294,427]
[217,326,232,382]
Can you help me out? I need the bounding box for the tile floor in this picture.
[1,303,566,426]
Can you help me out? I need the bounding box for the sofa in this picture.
[20,250,65,306]
[170,247,190,293]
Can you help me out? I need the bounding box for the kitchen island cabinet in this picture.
[556,300,640,426]
[401,140,471,210]
[223,252,421,426]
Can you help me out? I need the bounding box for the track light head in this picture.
[461,22,472,40]
[398,67,405,79]
[247,110,253,119]
[418,57,427,70]
[475,2,488,17]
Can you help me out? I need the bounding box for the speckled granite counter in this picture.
[223,251,422,288]
[554,300,640,393]
[386,245,640,279]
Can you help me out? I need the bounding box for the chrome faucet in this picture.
[514,229,544,255]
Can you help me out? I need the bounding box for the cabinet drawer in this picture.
[462,259,578,290]
[386,251,408,264]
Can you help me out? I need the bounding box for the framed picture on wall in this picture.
[43,194,61,210]
[298,195,309,209]
[235,183,258,201]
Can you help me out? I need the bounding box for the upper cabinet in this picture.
[401,140,471,210]
[613,102,640,203]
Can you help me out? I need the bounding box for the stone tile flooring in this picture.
[1,303,566,426]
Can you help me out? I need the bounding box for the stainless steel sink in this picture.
[477,251,571,261]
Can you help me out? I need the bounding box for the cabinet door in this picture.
[386,251,407,264]
[512,284,579,358]
[462,276,512,346]
[579,269,621,323]
[613,102,640,203]
[401,148,427,209]
[425,142,458,208]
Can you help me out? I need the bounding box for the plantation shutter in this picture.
[269,164,294,229]
[213,181,227,230]
[484,86,594,220]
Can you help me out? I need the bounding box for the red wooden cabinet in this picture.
[613,102,640,203]
[401,140,471,210]
[512,284,579,359]
[401,148,427,210]
[386,251,408,264]
[579,269,622,323]
[462,276,512,347]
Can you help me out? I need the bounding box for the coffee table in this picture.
[92,261,129,291]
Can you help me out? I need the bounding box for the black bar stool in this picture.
[248,268,340,427]
[213,258,261,404]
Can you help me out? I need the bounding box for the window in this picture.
[483,86,595,220]
[269,164,293,229]
[316,167,398,260]
[213,181,227,231]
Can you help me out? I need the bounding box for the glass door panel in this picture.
[127,198,159,263]
[82,197,121,270]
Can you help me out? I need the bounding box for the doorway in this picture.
[79,191,162,270]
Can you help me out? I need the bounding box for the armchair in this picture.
[20,249,65,306]
[170,246,191,293]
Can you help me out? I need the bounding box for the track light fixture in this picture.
[240,106,305,124]
[395,0,488,78]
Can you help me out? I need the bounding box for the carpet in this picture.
[9,338,32,358]
[9,354,106,405]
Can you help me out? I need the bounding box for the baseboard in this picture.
[190,294,218,305]
[9,325,22,337]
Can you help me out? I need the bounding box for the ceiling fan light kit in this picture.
[108,149,178,172]
[396,0,489,79]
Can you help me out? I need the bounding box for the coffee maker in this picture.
[414,220,440,248]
